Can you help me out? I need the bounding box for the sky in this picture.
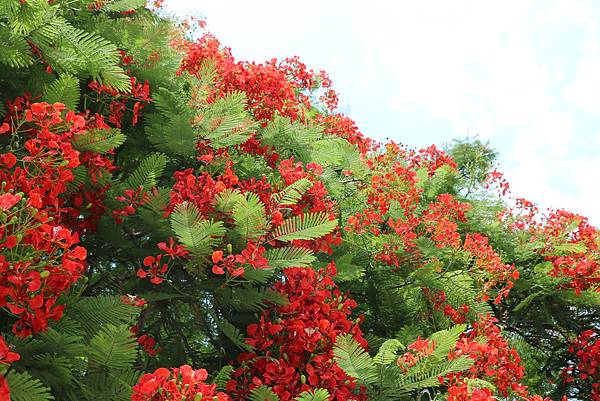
[165,0,600,225]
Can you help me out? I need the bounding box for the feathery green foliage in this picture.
[273,212,338,241]
[170,203,225,260]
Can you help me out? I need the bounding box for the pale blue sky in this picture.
[166,0,600,224]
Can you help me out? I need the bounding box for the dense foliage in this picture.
[0,1,598,401]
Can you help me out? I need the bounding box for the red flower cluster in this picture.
[541,210,599,294]
[446,382,495,401]
[503,203,599,294]
[137,238,189,284]
[463,233,519,303]
[132,365,230,401]
[397,337,435,372]
[564,330,600,400]
[314,114,374,154]
[210,243,269,277]
[113,186,146,224]
[422,194,470,249]
[120,295,161,357]
[447,316,527,398]
[227,266,366,401]
[0,335,19,401]
[421,288,470,324]
[88,76,151,128]
[179,34,334,123]
[0,101,96,337]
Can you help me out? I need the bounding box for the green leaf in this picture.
[66,295,139,337]
[273,212,337,242]
[196,92,255,149]
[8,0,49,36]
[553,242,587,254]
[6,370,54,401]
[243,267,277,283]
[428,324,466,361]
[233,192,267,241]
[100,0,146,12]
[0,26,34,68]
[295,388,330,401]
[58,25,130,91]
[464,378,496,391]
[395,356,473,396]
[214,188,244,213]
[215,287,286,312]
[373,339,405,365]
[249,386,280,401]
[125,153,167,190]
[145,87,195,156]
[333,334,377,385]
[72,128,126,153]
[332,253,364,282]
[170,203,225,260]
[219,319,253,352]
[43,73,80,110]
[274,178,313,206]
[265,246,315,269]
[88,324,137,370]
[309,138,347,166]
[213,365,234,391]
[513,290,546,313]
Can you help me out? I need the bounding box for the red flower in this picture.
[131,365,230,401]
[0,193,20,211]
[212,250,224,263]
[0,336,20,365]
[0,153,16,169]
[0,375,10,401]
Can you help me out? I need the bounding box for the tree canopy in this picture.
[0,2,598,401]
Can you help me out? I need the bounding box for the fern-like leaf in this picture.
[215,287,286,312]
[394,356,473,395]
[124,153,167,190]
[213,365,234,391]
[6,370,54,401]
[0,26,34,68]
[232,192,267,241]
[273,178,313,206]
[219,319,253,352]
[66,295,139,337]
[43,73,80,110]
[333,334,378,385]
[72,128,125,153]
[373,339,405,365]
[249,386,280,401]
[195,92,255,149]
[295,389,330,401]
[145,87,195,156]
[100,0,146,12]
[214,189,244,214]
[242,268,277,283]
[273,212,337,242]
[265,246,315,269]
[428,324,466,361]
[170,203,225,259]
[88,324,137,370]
[59,25,130,91]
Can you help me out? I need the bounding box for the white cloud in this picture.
[565,58,600,114]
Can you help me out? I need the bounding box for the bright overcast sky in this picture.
[165,0,600,225]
